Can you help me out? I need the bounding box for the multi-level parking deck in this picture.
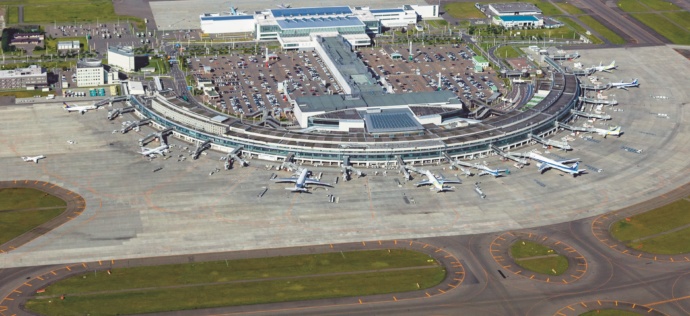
[130,72,578,166]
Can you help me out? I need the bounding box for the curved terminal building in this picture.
[129,70,578,166]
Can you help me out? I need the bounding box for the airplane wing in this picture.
[538,164,551,173]
[415,180,431,187]
[441,179,462,184]
[274,177,298,183]
[304,179,332,187]
[556,159,579,164]
[617,86,628,90]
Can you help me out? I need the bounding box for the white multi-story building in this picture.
[108,46,136,72]
[76,59,104,87]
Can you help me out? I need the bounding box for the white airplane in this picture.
[140,144,169,157]
[591,126,622,138]
[275,168,332,192]
[415,170,461,192]
[473,163,507,178]
[63,102,99,115]
[22,155,45,163]
[448,159,474,177]
[527,152,586,177]
[277,3,291,8]
[609,78,639,90]
[588,60,616,73]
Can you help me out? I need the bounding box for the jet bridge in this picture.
[341,156,364,181]
[395,156,412,180]
[489,144,529,164]
[96,95,129,107]
[280,152,301,172]
[579,96,618,105]
[138,127,173,146]
[225,146,249,169]
[192,140,212,160]
[121,118,151,134]
[443,152,474,177]
[107,106,134,120]
[528,133,572,151]
[555,121,589,133]
[570,109,611,120]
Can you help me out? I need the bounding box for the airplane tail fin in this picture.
[62,102,69,109]
[632,78,638,84]
[572,161,580,171]
[610,60,615,67]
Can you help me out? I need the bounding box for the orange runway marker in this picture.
[425,292,431,297]
[394,240,397,245]
[362,241,366,246]
[530,275,535,279]
[23,282,32,287]
[50,271,56,275]
[409,241,413,246]
[65,266,71,271]
[423,244,429,248]
[597,300,602,305]
[3,298,13,301]
[580,302,587,307]
[98,260,102,265]
[11,290,21,294]
[36,276,43,281]
[567,306,575,311]
[329,244,333,248]
[358,299,362,304]
[393,296,397,301]
[82,263,87,268]
[546,278,550,282]
[378,240,382,245]
[632,304,636,308]
[562,279,568,284]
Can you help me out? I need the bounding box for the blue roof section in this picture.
[201,15,254,21]
[364,111,424,133]
[370,8,404,14]
[496,15,540,22]
[271,6,352,18]
[277,16,364,30]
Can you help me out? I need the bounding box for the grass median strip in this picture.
[630,13,690,44]
[0,188,67,245]
[558,17,604,44]
[511,240,568,275]
[626,227,690,254]
[27,268,445,315]
[611,197,690,241]
[27,249,445,315]
[577,15,627,44]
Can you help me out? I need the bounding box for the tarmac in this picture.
[0,45,688,269]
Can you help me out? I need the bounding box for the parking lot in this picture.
[188,49,342,117]
[186,42,506,117]
[43,22,165,56]
[359,43,505,104]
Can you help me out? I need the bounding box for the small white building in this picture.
[128,81,145,95]
[76,59,105,87]
[492,15,543,28]
[57,41,80,53]
[108,46,136,72]
[488,3,541,16]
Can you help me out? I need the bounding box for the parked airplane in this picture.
[63,102,99,115]
[415,170,461,192]
[473,163,507,178]
[140,144,169,157]
[275,168,332,192]
[277,3,291,8]
[22,155,45,163]
[609,78,639,90]
[588,60,616,73]
[527,152,586,177]
[591,126,622,138]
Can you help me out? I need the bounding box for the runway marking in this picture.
[361,241,366,246]
[546,278,549,282]
[580,302,587,307]
[566,306,574,311]
[22,283,31,287]
[394,240,397,245]
[644,294,690,306]
[358,299,362,304]
[10,291,19,294]
[425,292,431,297]
[35,276,43,281]
[98,260,102,265]
[2,298,12,301]
[378,240,382,245]
[65,266,71,271]
[438,289,445,294]
[82,263,87,268]
[562,279,568,284]
[570,274,580,279]
[423,244,429,248]
[393,296,397,301]
[529,275,534,279]
[50,271,56,275]
[597,300,602,305]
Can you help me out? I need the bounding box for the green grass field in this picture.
[0,91,52,98]
[577,16,627,44]
[0,188,66,211]
[580,310,643,316]
[0,188,67,245]
[27,249,445,315]
[147,57,170,74]
[5,0,144,29]
[510,240,568,275]
[557,17,604,44]
[618,0,654,12]
[611,197,690,254]
[628,227,690,254]
[511,240,555,258]
[611,198,690,241]
[555,2,585,15]
[495,46,521,59]
[443,2,487,19]
[638,0,681,11]
[661,11,690,32]
[631,13,690,44]
[515,256,568,275]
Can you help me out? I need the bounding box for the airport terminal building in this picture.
[200,5,439,49]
